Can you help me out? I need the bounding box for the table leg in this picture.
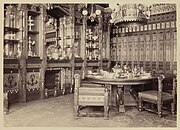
[116,85,125,112]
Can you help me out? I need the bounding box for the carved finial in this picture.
[74,73,80,79]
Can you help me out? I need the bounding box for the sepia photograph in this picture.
[1,0,179,129]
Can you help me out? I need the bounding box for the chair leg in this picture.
[44,89,48,98]
[138,96,142,111]
[157,103,162,118]
[104,85,109,119]
[4,93,9,115]
[171,102,175,115]
[74,105,79,118]
[4,96,9,115]
[104,106,109,120]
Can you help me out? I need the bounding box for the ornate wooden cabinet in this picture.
[3,4,46,103]
[3,4,110,105]
[81,4,110,73]
[110,4,177,74]
[44,4,75,96]
[4,4,22,105]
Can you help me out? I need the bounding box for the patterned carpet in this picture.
[4,94,177,127]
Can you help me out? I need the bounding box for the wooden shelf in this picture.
[86,60,99,67]
[47,59,70,63]
[45,29,56,34]
[74,38,81,40]
[86,39,99,42]
[4,27,19,32]
[28,10,40,16]
[28,30,39,34]
[47,62,71,68]
[4,59,19,69]
[4,39,19,43]
[45,39,56,43]
[4,58,19,64]
[86,47,99,50]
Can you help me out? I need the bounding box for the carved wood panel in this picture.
[4,73,19,93]
[26,72,40,91]
[110,12,176,73]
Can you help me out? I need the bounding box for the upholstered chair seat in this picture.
[138,74,176,118]
[74,74,110,119]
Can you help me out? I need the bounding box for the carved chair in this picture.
[74,74,110,119]
[138,74,176,118]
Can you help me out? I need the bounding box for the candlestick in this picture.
[28,37,36,56]
[28,16,34,31]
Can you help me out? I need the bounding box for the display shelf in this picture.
[26,4,42,58]
[45,15,57,43]
[85,26,101,61]
[45,29,56,34]
[28,30,39,35]
[4,39,19,43]
[3,4,110,104]
[28,10,40,16]
[4,4,22,59]
[4,27,19,32]
[74,25,82,58]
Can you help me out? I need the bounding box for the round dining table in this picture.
[85,75,157,112]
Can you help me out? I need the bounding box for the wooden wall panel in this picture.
[110,12,176,73]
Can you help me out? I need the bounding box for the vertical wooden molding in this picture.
[137,33,140,67]
[98,15,103,69]
[107,23,111,70]
[39,5,47,99]
[121,32,124,67]
[143,33,146,70]
[163,30,166,73]
[115,27,118,65]
[70,4,75,92]
[170,29,175,73]
[20,5,27,102]
[17,8,23,102]
[131,35,134,69]
[149,28,153,70]
[156,30,159,72]
[82,15,87,76]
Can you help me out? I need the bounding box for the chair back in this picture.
[157,74,176,103]
[74,73,81,89]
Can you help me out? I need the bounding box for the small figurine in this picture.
[123,62,129,72]
[9,11,15,27]
[28,37,36,56]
